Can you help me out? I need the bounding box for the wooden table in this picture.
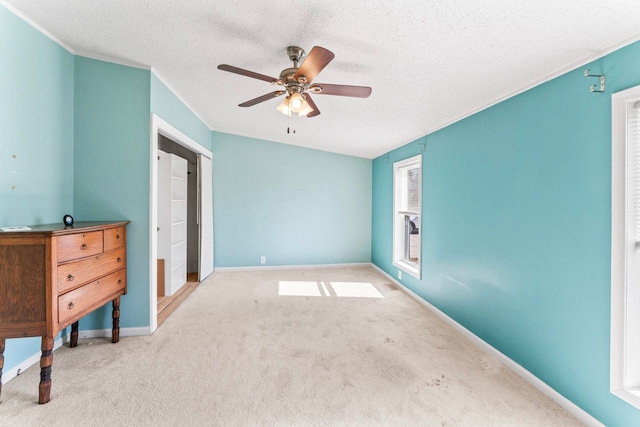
[0,221,129,404]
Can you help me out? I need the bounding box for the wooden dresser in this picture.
[0,221,129,404]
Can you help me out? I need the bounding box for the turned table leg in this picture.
[70,321,79,348]
[39,337,53,404]
[0,338,5,399]
[112,296,121,343]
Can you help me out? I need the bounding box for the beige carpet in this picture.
[0,266,580,426]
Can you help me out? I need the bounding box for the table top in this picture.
[0,221,130,236]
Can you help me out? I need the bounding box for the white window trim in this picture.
[393,154,422,279]
[611,84,640,409]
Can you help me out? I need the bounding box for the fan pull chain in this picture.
[286,111,297,134]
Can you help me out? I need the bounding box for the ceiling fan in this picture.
[217,46,372,119]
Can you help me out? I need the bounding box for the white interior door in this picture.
[170,154,188,294]
[198,154,214,280]
[158,151,188,296]
[157,150,171,295]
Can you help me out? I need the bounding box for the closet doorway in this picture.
[150,114,214,333]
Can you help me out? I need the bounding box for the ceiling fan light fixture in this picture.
[289,93,305,113]
[299,103,314,116]
[276,96,291,116]
[277,93,313,117]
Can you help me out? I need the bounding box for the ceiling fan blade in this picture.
[218,64,278,83]
[294,46,335,83]
[309,83,372,98]
[238,91,285,107]
[304,94,321,118]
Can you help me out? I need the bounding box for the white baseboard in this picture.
[77,326,151,339]
[1,327,150,385]
[213,262,371,272]
[1,337,66,385]
[370,263,603,427]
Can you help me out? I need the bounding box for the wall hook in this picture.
[584,69,605,93]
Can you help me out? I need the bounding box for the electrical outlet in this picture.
[261,256,266,264]
[398,270,402,280]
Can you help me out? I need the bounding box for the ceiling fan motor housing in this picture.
[279,68,306,93]
[287,46,305,64]
[281,46,308,94]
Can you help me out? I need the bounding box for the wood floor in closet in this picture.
[157,272,200,327]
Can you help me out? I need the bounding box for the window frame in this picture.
[392,154,422,279]
[611,84,640,409]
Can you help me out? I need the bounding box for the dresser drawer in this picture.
[58,269,126,325]
[57,248,126,294]
[104,226,125,252]
[57,231,104,262]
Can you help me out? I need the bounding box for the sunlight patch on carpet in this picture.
[330,282,384,298]
[278,281,322,296]
[278,281,384,298]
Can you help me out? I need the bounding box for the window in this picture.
[393,154,422,278]
[611,84,640,409]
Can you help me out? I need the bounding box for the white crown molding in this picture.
[0,0,76,54]
[151,70,213,131]
[370,263,604,427]
[370,31,640,160]
[2,1,151,69]
[75,51,151,70]
[2,2,210,132]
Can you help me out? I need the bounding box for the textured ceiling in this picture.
[4,0,640,158]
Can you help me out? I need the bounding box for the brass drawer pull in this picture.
[116,234,120,239]
[67,302,74,310]
[67,274,74,281]
[117,257,122,262]
[117,279,122,285]
[81,243,87,250]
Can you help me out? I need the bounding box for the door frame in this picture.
[150,114,213,333]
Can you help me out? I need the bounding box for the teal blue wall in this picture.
[8,2,639,423]
[73,56,151,329]
[0,5,74,374]
[372,40,640,426]
[0,6,74,226]
[71,63,212,332]
[211,132,371,267]
[150,73,211,151]
[1,3,215,377]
